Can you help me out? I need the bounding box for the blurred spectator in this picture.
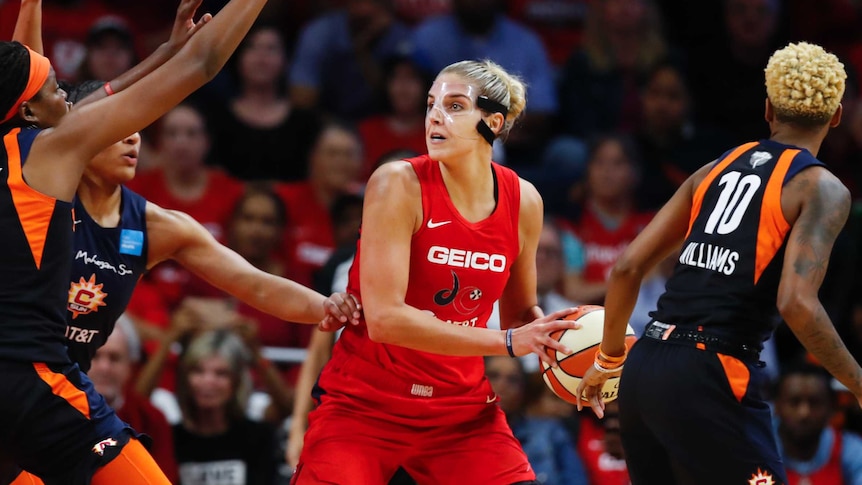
[784,0,862,61]
[0,1,120,81]
[391,0,451,25]
[173,329,280,485]
[537,217,579,313]
[774,362,862,485]
[289,0,413,121]
[78,15,137,82]
[276,121,364,288]
[507,0,589,67]
[312,192,365,295]
[559,135,653,305]
[357,54,431,181]
[207,23,323,182]
[633,60,731,210]
[577,400,631,485]
[127,103,245,319]
[685,0,785,142]
[556,0,669,138]
[411,0,558,167]
[89,314,179,483]
[485,356,588,485]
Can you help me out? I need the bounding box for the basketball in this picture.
[540,305,638,406]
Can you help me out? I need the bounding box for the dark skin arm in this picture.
[776,166,862,401]
[11,0,42,53]
[22,0,269,201]
[576,162,710,417]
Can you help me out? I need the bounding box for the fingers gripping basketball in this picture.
[540,306,637,406]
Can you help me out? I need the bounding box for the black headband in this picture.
[476,96,508,145]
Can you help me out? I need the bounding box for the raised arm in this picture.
[73,0,212,109]
[11,0,42,54]
[23,0,268,201]
[777,167,862,401]
[145,203,341,325]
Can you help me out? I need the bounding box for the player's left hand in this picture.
[320,292,362,331]
[576,364,621,419]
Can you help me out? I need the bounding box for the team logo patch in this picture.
[68,274,108,319]
[748,468,775,485]
[92,438,117,456]
[749,151,772,169]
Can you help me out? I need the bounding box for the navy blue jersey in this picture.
[0,127,74,364]
[66,186,148,372]
[651,139,826,344]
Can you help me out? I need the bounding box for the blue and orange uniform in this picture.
[66,186,148,372]
[294,155,535,484]
[0,126,136,485]
[620,140,826,484]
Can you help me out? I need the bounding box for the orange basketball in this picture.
[540,305,637,406]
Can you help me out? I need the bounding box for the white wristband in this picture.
[593,361,623,374]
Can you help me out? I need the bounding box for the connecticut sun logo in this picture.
[68,274,108,319]
[748,468,775,485]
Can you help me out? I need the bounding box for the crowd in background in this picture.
[2,0,862,483]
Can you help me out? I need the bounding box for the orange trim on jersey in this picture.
[9,471,45,485]
[3,129,57,270]
[687,142,758,238]
[754,149,798,284]
[717,353,750,403]
[33,362,91,419]
[91,438,171,484]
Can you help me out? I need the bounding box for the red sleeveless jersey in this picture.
[317,155,521,426]
[787,430,844,485]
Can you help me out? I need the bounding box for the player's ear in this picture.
[19,101,39,124]
[829,103,842,128]
[764,98,774,123]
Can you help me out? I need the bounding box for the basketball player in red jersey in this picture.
[0,0,323,483]
[292,59,580,484]
[577,42,862,484]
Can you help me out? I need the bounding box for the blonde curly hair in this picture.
[765,42,846,127]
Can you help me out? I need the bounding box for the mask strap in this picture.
[475,96,508,146]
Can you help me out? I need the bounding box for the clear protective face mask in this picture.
[426,82,479,124]
[426,81,508,145]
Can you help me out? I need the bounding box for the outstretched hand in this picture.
[509,307,581,369]
[320,292,362,331]
[166,0,213,52]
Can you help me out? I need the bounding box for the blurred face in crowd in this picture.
[159,105,210,170]
[85,132,141,185]
[309,126,363,194]
[587,139,638,203]
[89,326,133,408]
[388,61,427,118]
[485,356,524,415]
[725,0,777,50]
[238,27,286,88]
[87,34,135,82]
[229,193,284,263]
[536,224,564,296]
[775,374,834,446]
[188,354,235,412]
[600,0,647,33]
[641,65,689,136]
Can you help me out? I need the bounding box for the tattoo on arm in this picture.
[792,176,850,285]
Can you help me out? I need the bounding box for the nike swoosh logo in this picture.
[427,219,452,229]
[485,394,497,404]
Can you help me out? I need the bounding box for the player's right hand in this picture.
[509,307,580,369]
